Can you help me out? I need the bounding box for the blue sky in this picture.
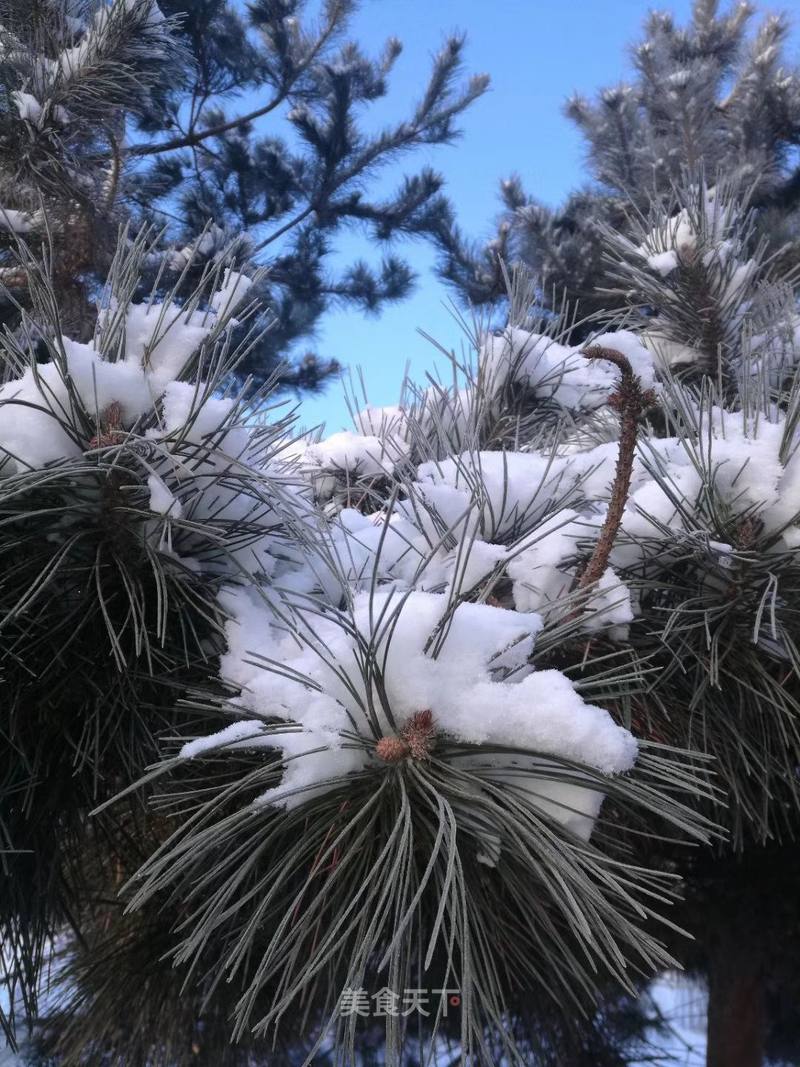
[296,0,699,432]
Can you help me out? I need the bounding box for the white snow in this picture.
[147,473,182,517]
[637,188,732,269]
[446,537,508,593]
[304,430,408,480]
[480,327,656,410]
[11,91,43,124]
[23,216,799,872]
[181,719,268,758]
[118,301,217,390]
[56,0,167,84]
[508,509,586,612]
[0,272,247,474]
[0,207,40,233]
[0,362,81,469]
[640,207,698,264]
[168,225,227,271]
[186,584,637,834]
[646,249,680,276]
[640,328,706,369]
[208,267,253,315]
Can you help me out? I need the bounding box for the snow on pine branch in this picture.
[176,325,666,844]
[0,240,301,583]
[0,207,42,234]
[13,219,796,868]
[20,0,177,122]
[182,584,637,842]
[180,307,800,847]
[22,234,740,1060]
[0,296,228,470]
[607,182,774,373]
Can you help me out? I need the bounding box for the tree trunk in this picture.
[706,921,764,1067]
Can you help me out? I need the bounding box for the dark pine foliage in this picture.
[112,0,488,385]
[0,0,487,387]
[434,0,800,336]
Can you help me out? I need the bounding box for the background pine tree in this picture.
[435,0,800,335]
[0,0,487,386]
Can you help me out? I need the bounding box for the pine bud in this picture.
[403,709,435,760]
[375,736,410,763]
[89,400,126,449]
[375,709,436,763]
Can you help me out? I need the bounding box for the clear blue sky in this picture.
[296,0,701,432]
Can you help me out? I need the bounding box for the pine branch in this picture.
[126,0,348,160]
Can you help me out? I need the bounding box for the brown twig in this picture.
[576,345,656,592]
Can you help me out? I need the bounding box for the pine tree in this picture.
[272,178,800,1065]
[0,0,487,386]
[0,226,302,1056]
[596,179,800,1067]
[432,0,800,1050]
[435,0,800,335]
[1,213,715,1065]
[7,5,800,1067]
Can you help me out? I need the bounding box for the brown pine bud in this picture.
[89,400,126,449]
[403,709,435,760]
[375,709,436,763]
[375,736,410,763]
[735,515,763,550]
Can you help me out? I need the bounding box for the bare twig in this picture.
[577,345,656,591]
